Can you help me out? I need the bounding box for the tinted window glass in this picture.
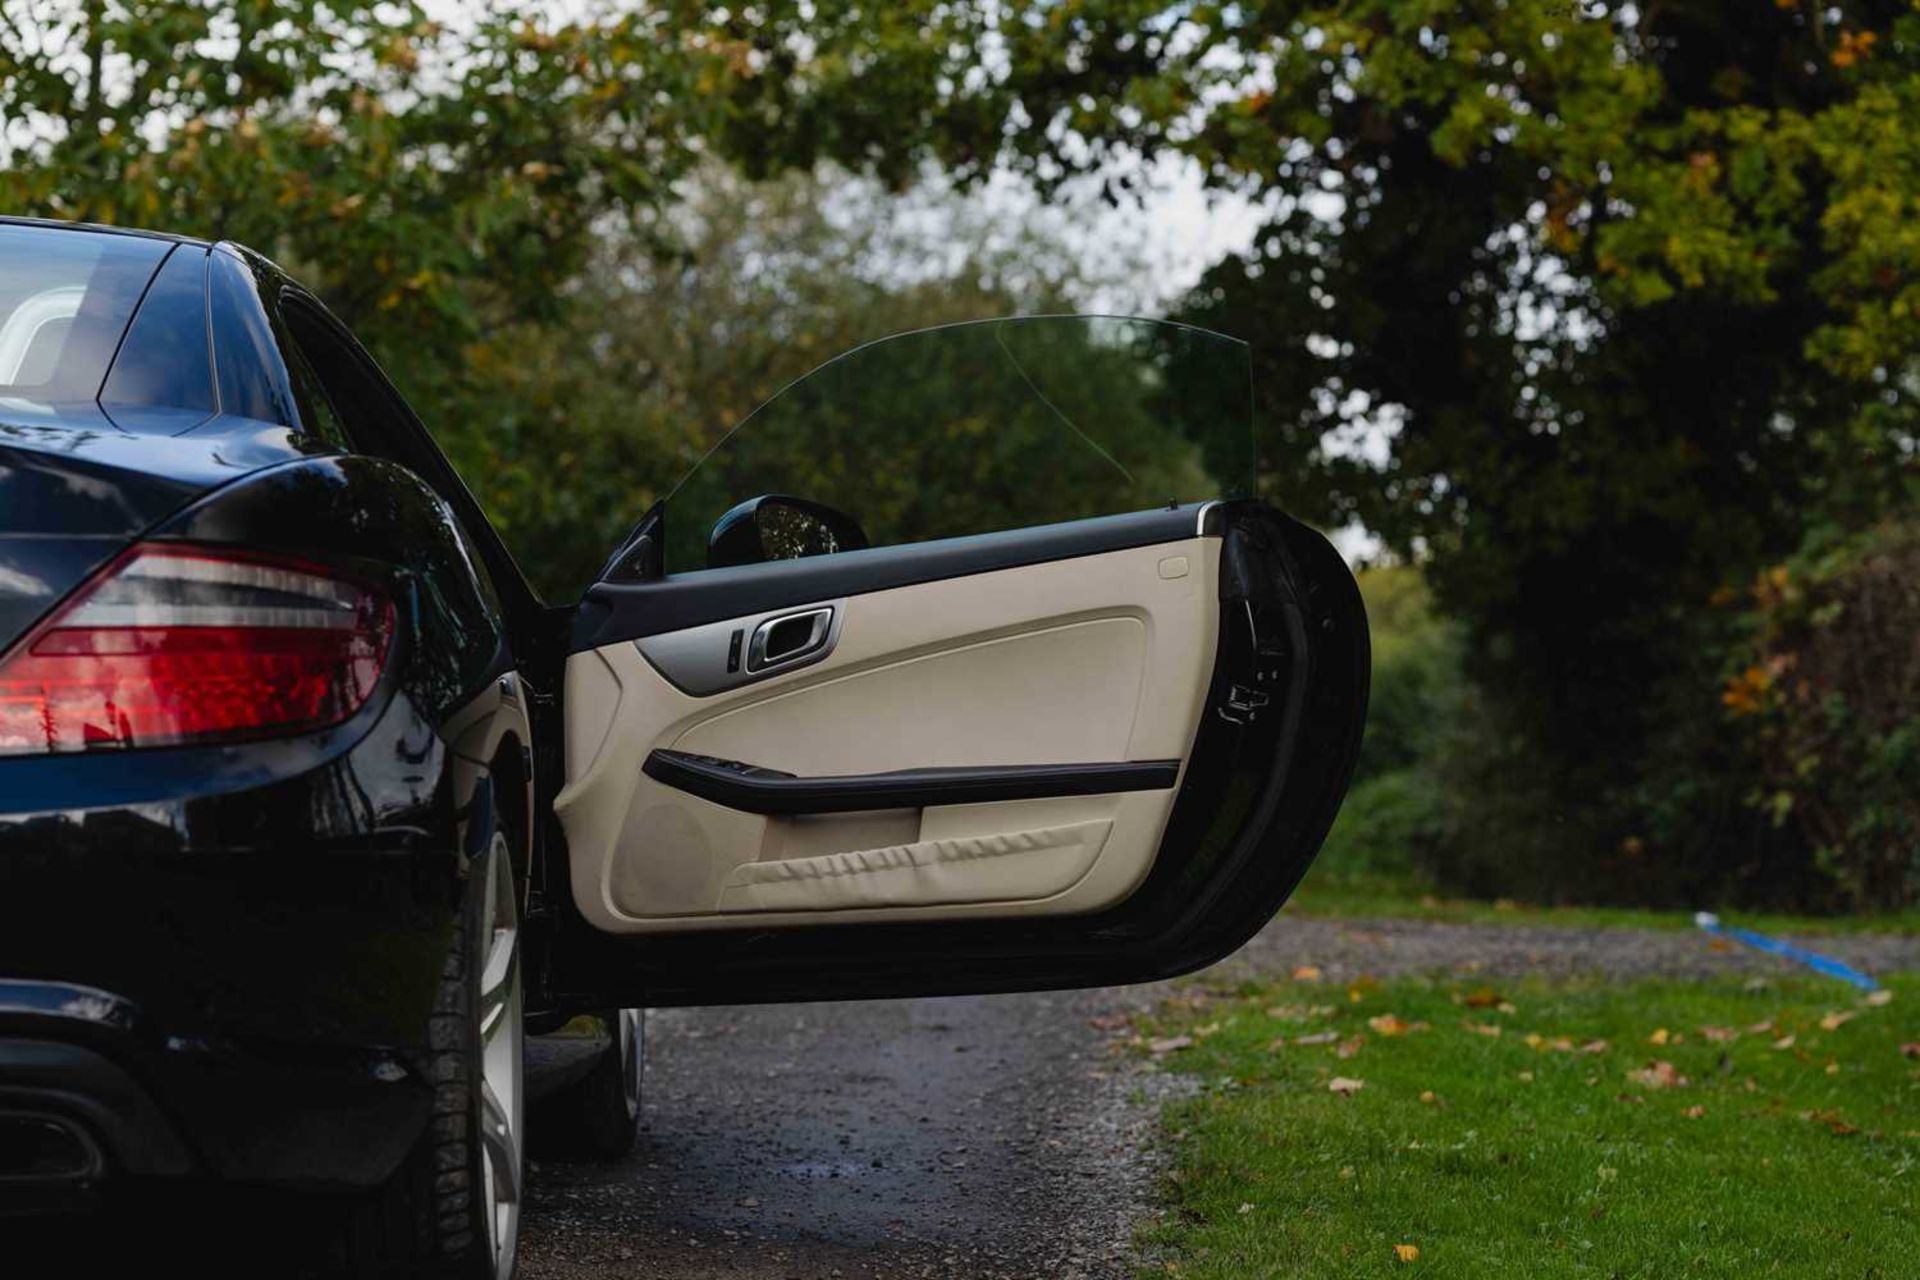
[281,299,410,449]
[280,339,352,447]
[664,316,1253,572]
[209,248,299,426]
[0,224,167,402]
[100,244,215,420]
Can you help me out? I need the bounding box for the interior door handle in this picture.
[746,606,835,673]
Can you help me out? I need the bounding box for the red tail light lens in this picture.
[0,544,394,755]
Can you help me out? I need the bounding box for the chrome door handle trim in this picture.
[746,606,835,673]
[635,597,847,696]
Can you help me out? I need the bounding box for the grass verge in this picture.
[1136,973,1919,1277]
[1283,869,1920,937]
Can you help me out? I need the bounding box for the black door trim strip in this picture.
[571,503,1223,649]
[642,749,1180,816]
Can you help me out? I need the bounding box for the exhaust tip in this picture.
[0,1111,103,1183]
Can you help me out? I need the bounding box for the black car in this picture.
[0,217,1368,1277]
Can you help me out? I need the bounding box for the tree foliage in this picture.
[446,167,1144,597]
[0,1,755,369]
[688,0,1918,901]
[3,0,1914,904]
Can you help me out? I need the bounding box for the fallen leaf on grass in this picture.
[1818,1010,1857,1032]
[1523,1033,1579,1053]
[1265,1003,1334,1021]
[1148,1036,1193,1056]
[1865,989,1893,1007]
[1578,1039,1610,1055]
[1328,1076,1365,1096]
[1647,1027,1671,1046]
[1699,1025,1737,1043]
[1899,1043,1919,1059]
[1461,988,1506,1009]
[1465,1022,1503,1038]
[1803,1108,1858,1136]
[1292,965,1324,982]
[1295,1031,1339,1046]
[1368,1014,1427,1037]
[1348,976,1382,1003]
[1419,1090,1438,1105]
[1394,1243,1421,1263]
[1682,1105,1706,1118]
[1335,1035,1366,1059]
[1772,1034,1797,1050]
[1237,1202,1254,1215]
[1627,1060,1689,1089]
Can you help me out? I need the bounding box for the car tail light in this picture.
[0,543,394,755]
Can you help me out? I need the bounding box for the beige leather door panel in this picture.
[555,537,1219,932]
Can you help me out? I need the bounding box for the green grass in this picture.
[1136,974,1920,1278]
[1283,867,1920,937]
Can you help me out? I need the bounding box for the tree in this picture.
[0,2,763,368]
[0,5,1185,598]
[7,1,1913,900]
[692,0,1918,902]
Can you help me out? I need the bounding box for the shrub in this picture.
[1315,768,1446,882]
[1723,518,1920,909]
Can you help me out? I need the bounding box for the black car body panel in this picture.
[0,451,516,1187]
[0,221,533,1192]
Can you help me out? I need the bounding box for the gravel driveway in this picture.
[517,914,1920,1279]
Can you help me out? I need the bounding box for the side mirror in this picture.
[708,494,870,570]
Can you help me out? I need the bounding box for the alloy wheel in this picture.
[476,834,524,1278]
[616,1007,644,1124]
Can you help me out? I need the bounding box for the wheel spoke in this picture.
[478,1077,521,1206]
[478,931,517,1040]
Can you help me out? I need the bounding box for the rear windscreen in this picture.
[0,225,169,403]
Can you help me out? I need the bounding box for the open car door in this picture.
[547,317,1368,1006]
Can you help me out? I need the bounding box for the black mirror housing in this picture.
[708,494,870,570]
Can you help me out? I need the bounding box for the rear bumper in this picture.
[0,980,433,1201]
[0,1029,188,1213]
[0,692,473,1203]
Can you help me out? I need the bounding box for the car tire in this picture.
[341,829,524,1279]
[534,1008,643,1160]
